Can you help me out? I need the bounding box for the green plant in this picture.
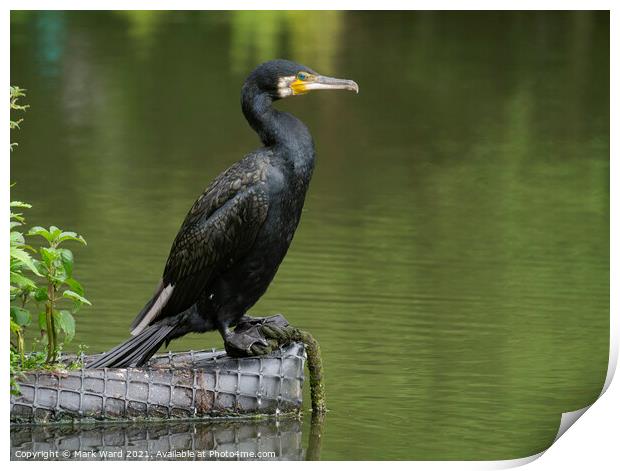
[10,340,89,395]
[9,200,40,364]
[10,87,36,365]
[28,226,90,362]
[66,344,90,369]
[10,86,28,151]
[10,85,35,393]
[9,86,91,385]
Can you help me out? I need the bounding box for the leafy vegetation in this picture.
[10,200,38,365]
[10,86,28,151]
[10,341,88,395]
[29,226,90,362]
[10,87,90,394]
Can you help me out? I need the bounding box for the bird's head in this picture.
[245,59,359,100]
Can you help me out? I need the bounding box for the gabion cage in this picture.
[11,343,306,423]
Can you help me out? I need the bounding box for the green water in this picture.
[10,11,609,460]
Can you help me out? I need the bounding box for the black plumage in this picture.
[88,59,358,368]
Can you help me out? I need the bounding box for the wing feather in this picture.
[129,154,270,331]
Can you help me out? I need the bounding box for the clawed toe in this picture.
[249,343,272,356]
[260,324,288,342]
[224,314,297,357]
[223,326,266,357]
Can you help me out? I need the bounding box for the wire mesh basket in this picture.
[11,343,306,423]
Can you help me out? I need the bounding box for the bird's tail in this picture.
[86,323,175,369]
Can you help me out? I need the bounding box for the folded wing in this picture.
[130,156,270,335]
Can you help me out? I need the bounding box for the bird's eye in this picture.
[297,72,307,81]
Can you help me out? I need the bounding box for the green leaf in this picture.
[49,226,62,242]
[10,221,22,229]
[65,278,84,296]
[10,318,21,335]
[10,306,31,326]
[10,271,37,290]
[63,290,91,306]
[40,246,60,265]
[55,310,76,342]
[10,231,25,245]
[28,226,53,243]
[10,212,25,223]
[58,231,87,245]
[32,259,47,276]
[10,201,31,209]
[34,286,48,302]
[52,275,69,288]
[10,246,42,276]
[28,226,51,242]
[59,249,74,276]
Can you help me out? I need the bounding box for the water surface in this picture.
[10,11,609,460]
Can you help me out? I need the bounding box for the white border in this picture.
[2,2,616,468]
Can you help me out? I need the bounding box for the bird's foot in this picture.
[224,314,297,357]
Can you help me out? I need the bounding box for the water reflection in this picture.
[11,414,325,460]
[117,11,165,54]
[229,11,344,74]
[35,11,65,77]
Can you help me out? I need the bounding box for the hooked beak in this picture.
[291,75,359,95]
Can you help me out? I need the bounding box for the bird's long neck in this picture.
[241,84,314,172]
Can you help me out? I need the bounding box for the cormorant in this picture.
[88,59,358,368]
